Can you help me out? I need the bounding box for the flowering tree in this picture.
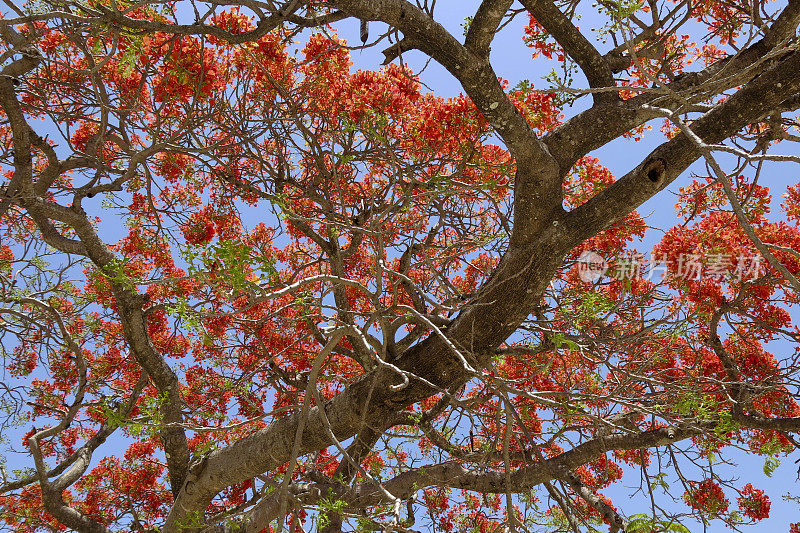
[2,0,800,531]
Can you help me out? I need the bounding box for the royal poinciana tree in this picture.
[2,0,800,531]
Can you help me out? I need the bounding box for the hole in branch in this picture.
[644,158,666,183]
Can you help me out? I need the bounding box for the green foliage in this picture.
[117,34,145,75]
[675,393,739,439]
[628,514,690,533]
[757,433,795,455]
[165,296,201,331]
[649,472,670,492]
[182,239,276,293]
[763,456,780,477]
[602,0,646,20]
[543,67,578,107]
[559,290,615,330]
[461,16,474,36]
[127,392,166,438]
[23,0,60,15]
[317,492,348,530]
[513,79,533,93]
[100,398,126,430]
[755,435,788,477]
[551,331,580,351]
[175,510,205,529]
[101,257,139,291]
[339,108,390,144]
[667,321,690,339]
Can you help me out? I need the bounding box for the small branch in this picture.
[645,103,800,294]
[519,0,617,104]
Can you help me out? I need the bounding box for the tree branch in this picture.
[519,0,617,104]
[542,0,800,172]
[464,0,514,56]
[563,49,800,243]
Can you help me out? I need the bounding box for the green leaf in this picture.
[763,456,780,477]
[665,522,691,533]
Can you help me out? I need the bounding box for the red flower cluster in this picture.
[684,480,729,515]
[737,483,771,521]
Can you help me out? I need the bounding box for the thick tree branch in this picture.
[464,0,515,56]
[0,30,41,217]
[329,0,562,241]
[8,2,800,531]
[165,40,800,533]
[563,49,800,243]
[238,422,699,531]
[20,196,193,497]
[542,0,800,172]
